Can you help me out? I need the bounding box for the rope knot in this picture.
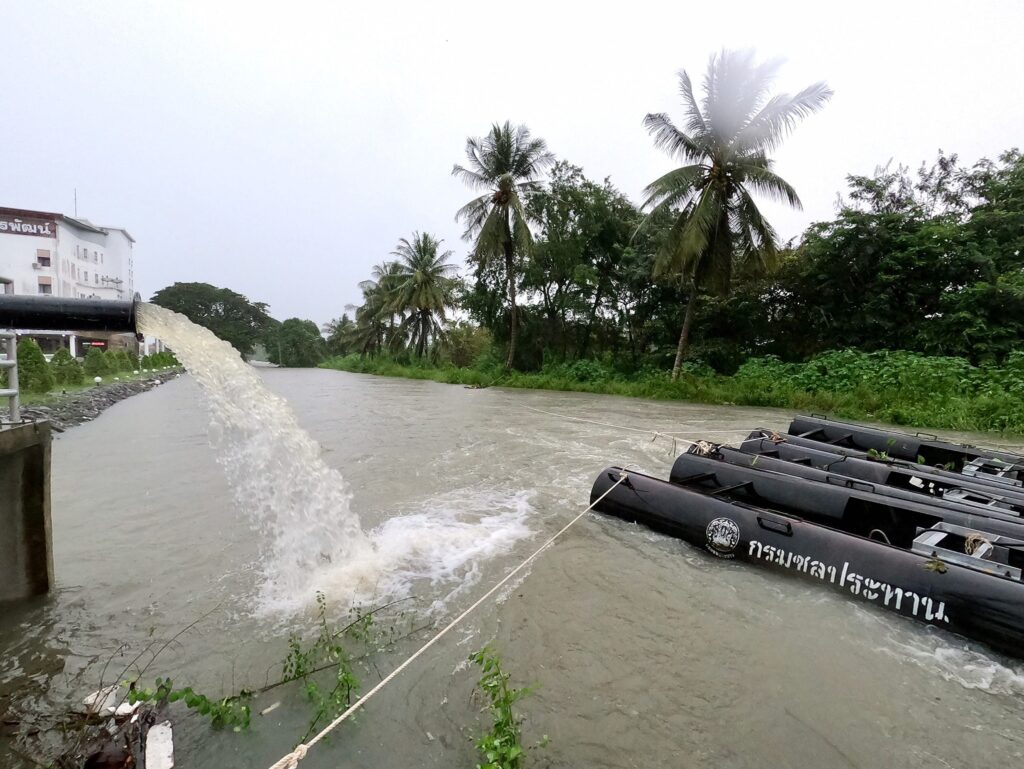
[270,744,308,769]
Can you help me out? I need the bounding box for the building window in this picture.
[1,278,13,295]
[36,249,51,267]
[83,271,88,282]
[38,277,53,295]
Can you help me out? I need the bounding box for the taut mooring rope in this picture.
[266,471,630,769]
[520,404,740,454]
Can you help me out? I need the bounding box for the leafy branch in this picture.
[471,646,545,769]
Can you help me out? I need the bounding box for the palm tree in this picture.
[322,313,356,356]
[453,121,554,368]
[389,232,458,358]
[642,50,832,379]
[348,261,402,356]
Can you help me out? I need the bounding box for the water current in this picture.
[2,304,1024,768]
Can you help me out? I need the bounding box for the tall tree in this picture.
[389,232,458,358]
[267,318,328,367]
[642,50,831,379]
[322,313,356,356]
[453,121,554,368]
[525,162,638,359]
[151,282,275,359]
[348,262,402,356]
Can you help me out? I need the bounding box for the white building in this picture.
[0,206,137,355]
[0,206,135,301]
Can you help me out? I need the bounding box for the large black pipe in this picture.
[0,295,138,333]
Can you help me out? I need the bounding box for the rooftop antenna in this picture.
[74,188,78,217]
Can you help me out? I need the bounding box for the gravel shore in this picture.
[18,370,181,432]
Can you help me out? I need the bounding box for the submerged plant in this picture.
[282,591,371,740]
[470,646,544,769]
[120,592,391,740]
[128,678,252,730]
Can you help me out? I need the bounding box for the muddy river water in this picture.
[3,368,1024,768]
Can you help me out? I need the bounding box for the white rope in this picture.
[520,405,739,451]
[520,405,698,447]
[265,471,630,769]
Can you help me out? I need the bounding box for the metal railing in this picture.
[0,330,19,424]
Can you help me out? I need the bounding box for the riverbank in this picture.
[321,352,1024,436]
[18,370,181,432]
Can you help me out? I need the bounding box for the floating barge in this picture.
[590,416,1024,658]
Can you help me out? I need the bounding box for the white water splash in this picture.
[883,636,1024,696]
[137,303,532,613]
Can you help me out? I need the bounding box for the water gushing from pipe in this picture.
[137,303,531,613]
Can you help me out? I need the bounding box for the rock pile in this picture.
[19,371,181,432]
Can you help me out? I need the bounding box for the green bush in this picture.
[16,339,54,393]
[141,351,179,369]
[442,323,492,368]
[50,347,84,386]
[83,347,110,378]
[106,350,132,372]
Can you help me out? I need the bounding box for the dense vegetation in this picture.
[327,147,1024,379]
[318,55,1023,433]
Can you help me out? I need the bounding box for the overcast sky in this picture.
[2,1,1022,325]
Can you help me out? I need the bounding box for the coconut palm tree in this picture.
[322,313,356,356]
[389,232,458,358]
[348,261,402,356]
[453,121,554,368]
[642,50,832,379]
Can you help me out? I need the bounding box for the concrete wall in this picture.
[0,422,52,602]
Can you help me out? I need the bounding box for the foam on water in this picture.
[136,303,533,613]
[884,635,1024,695]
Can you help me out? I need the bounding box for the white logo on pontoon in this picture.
[706,518,740,557]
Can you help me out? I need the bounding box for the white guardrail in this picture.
[0,331,20,424]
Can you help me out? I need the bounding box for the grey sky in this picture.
[2,0,1022,326]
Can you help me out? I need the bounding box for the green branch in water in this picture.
[471,646,546,769]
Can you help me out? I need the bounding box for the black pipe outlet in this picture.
[0,295,139,334]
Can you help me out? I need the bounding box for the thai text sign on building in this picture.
[0,213,57,238]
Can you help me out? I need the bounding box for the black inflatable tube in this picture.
[789,415,1024,470]
[0,295,138,333]
[739,435,1024,507]
[696,445,1024,519]
[745,430,1024,494]
[591,466,1024,659]
[668,452,1024,541]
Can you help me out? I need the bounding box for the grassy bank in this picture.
[321,350,1024,436]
